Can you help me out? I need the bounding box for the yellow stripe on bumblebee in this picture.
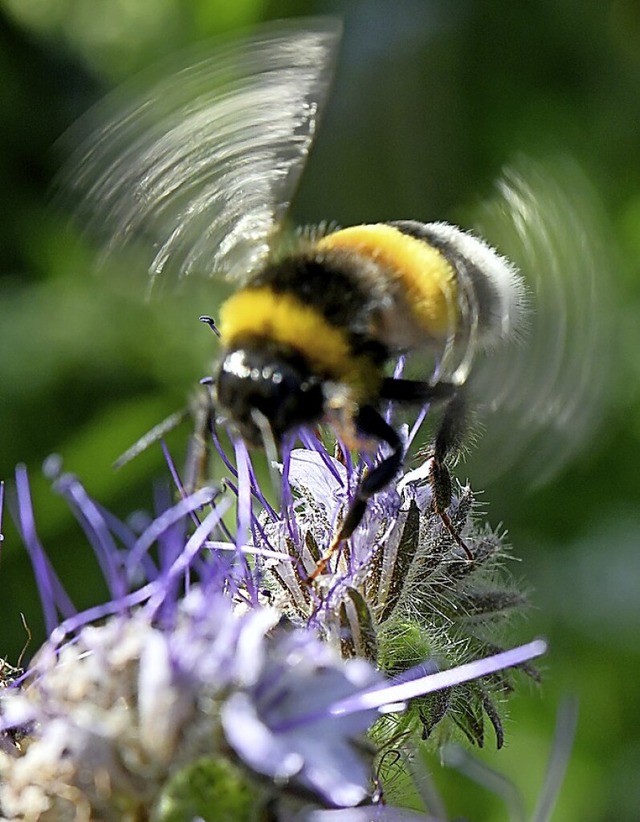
[317,224,459,339]
[218,285,381,400]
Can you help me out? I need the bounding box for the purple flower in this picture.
[250,439,533,748]
[0,587,381,818]
[0,451,544,820]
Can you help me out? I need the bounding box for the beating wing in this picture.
[56,18,342,294]
[464,155,615,487]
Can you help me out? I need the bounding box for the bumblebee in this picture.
[58,18,606,573]
[213,220,524,567]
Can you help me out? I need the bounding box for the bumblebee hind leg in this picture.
[380,376,473,559]
[426,391,474,560]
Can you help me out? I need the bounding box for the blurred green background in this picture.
[1,1,639,819]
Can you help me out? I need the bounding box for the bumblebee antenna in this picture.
[199,315,221,337]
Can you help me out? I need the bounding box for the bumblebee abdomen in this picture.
[316,223,459,342]
[389,220,526,348]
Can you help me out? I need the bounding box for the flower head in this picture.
[251,435,533,748]
[0,431,543,820]
[1,585,389,820]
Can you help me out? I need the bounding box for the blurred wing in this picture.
[464,156,615,487]
[56,18,342,294]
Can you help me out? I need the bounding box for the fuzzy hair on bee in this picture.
[58,17,609,577]
[211,218,525,570]
[212,217,527,436]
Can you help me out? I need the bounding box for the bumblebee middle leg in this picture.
[309,379,455,578]
[378,376,458,405]
[308,378,472,580]
[308,404,404,580]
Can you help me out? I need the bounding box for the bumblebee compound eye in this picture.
[215,342,324,446]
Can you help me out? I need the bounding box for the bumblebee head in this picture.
[215,338,324,447]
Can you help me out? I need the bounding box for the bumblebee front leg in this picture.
[307,405,404,581]
[183,379,217,493]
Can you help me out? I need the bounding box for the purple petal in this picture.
[329,640,547,715]
[14,464,76,634]
[303,809,443,822]
[287,450,347,520]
